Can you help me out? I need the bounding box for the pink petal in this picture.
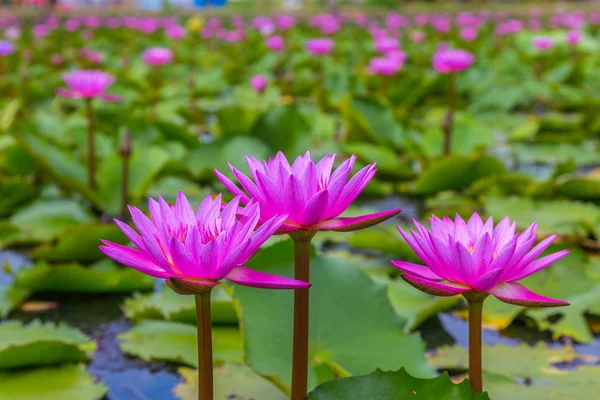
[175,190,196,227]
[506,249,570,282]
[402,274,470,297]
[489,282,569,307]
[113,219,143,249]
[453,214,470,246]
[99,93,122,102]
[336,164,376,212]
[99,242,167,278]
[390,260,442,280]
[214,169,250,203]
[467,213,483,240]
[314,209,401,232]
[225,266,311,289]
[472,267,503,291]
[56,88,81,99]
[512,235,557,271]
[471,233,493,277]
[169,238,198,277]
[453,242,475,285]
[299,190,329,226]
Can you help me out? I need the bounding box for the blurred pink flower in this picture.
[266,35,284,52]
[0,40,15,57]
[373,37,398,53]
[460,27,478,42]
[367,56,403,76]
[410,30,426,43]
[566,30,582,46]
[306,38,334,55]
[394,214,569,308]
[532,35,554,51]
[57,70,121,102]
[166,25,186,40]
[250,75,268,93]
[143,47,174,66]
[432,48,474,73]
[100,193,309,290]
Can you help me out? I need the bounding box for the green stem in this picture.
[467,298,484,393]
[442,72,456,156]
[195,291,213,400]
[85,98,96,190]
[291,237,312,400]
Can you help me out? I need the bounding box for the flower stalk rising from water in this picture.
[393,213,569,393]
[216,152,401,399]
[100,192,309,400]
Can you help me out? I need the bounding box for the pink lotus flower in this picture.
[56,70,121,102]
[566,30,582,46]
[250,75,268,93]
[393,214,570,307]
[373,37,398,53]
[306,38,334,55]
[165,25,186,40]
[275,15,296,31]
[410,30,426,43]
[80,48,103,64]
[432,48,475,73]
[143,47,174,66]
[265,35,284,52]
[214,152,401,234]
[100,193,309,290]
[459,27,478,42]
[367,55,403,76]
[532,36,554,51]
[0,40,15,57]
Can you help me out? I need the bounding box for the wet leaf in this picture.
[31,224,128,263]
[15,260,154,293]
[233,240,435,394]
[415,156,506,196]
[428,343,600,400]
[308,368,490,400]
[118,320,243,366]
[0,364,107,400]
[485,196,600,238]
[174,364,287,400]
[123,285,237,325]
[0,320,95,369]
[0,285,31,317]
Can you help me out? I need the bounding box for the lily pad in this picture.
[513,143,599,166]
[232,240,435,394]
[0,364,107,400]
[252,104,310,154]
[118,320,243,366]
[174,364,288,400]
[31,223,128,263]
[15,260,154,293]
[0,320,95,370]
[308,368,490,400]
[414,156,506,196]
[122,285,237,325]
[0,285,31,317]
[8,198,94,243]
[485,196,600,238]
[428,343,600,400]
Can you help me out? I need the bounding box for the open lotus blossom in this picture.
[215,152,401,234]
[432,48,475,73]
[566,30,582,46]
[56,70,121,102]
[100,192,309,290]
[393,213,570,307]
[143,47,174,66]
[367,56,403,76]
[265,34,284,52]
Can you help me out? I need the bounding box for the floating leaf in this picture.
[232,240,434,394]
[428,343,600,400]
[31,224,128,263]
[347,225,419,260]
[174,364,287,400]
[415,156,506,196]
[388,279,460,332]
[15,260,154,293]
[343,96,405,147]
[0,285,31,317]
[123,285,237,325]
[559,175,600,202]
[118,320,243,366]
[0,364,107,400]
[513,143,599,166]
[485,196,600,238]
[252,104,310,154]
[0,320,95,370]
[8,199,94,243]
[308,368,490,400]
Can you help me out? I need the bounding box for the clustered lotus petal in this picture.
[56,70,121,102]
[305,38,334,55]
[100,192,309,290]
[143,47,174,66]
[393,213,570,307]
[215,152,401,234]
